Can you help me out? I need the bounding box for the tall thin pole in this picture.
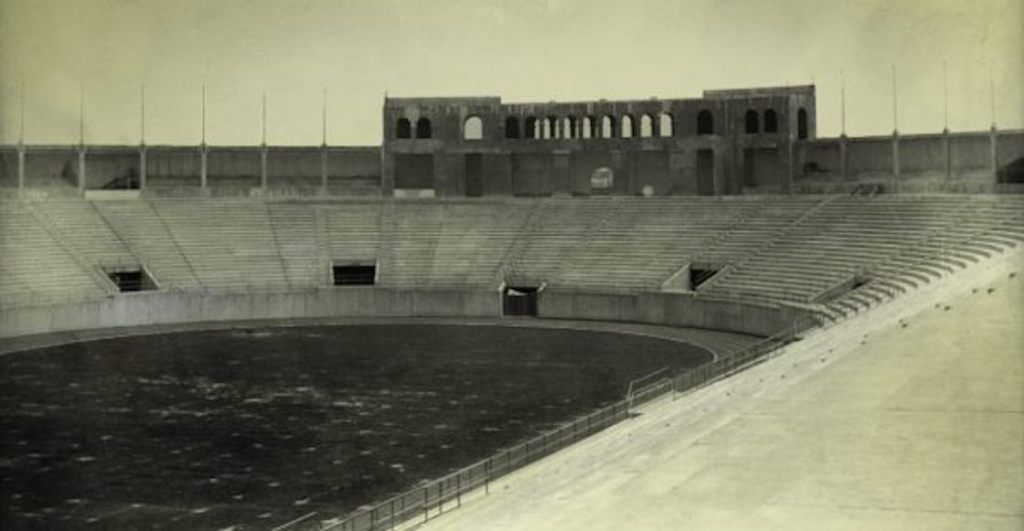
[942,60,949,131]
[79,83,85,146]
[891,64,898,133]
[140,83,146,144]
[321,88,327,146]
[19,82,25,145]
[840,69,846,136]
[201,84,207,144]
[262,91,267,145]
[989,63,996,128]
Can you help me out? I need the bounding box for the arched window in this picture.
[582,116,593,139]
[797,108,808,139]
[416,118,432,139]
[620,115,635,138]
[541,118,552,139]
[505,116,520,139]
[658,112,674,137]
[396,118,411,139]
[601,115,616,138]
[562,117,575,139]
[524,116,537,139]
[745,110,759,134]
[463,116,483,140]
[640,114,654,137]
[764,109,778,133]
[697,110,714,135]
[547,116,558,139]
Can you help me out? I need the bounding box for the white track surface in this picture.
[413,250,1024,531]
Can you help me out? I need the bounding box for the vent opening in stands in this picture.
[104,268,157,292]
[333,263,377,286]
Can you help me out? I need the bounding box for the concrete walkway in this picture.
[414,255,1024,530]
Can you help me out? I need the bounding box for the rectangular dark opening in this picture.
[333,264,377,286]
[696,149,715,195]
[690,266,721,290]
[465,153,483,197]
[106,268,157,292]
[503,286,539,316]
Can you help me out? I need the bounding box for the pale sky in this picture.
[0,0,1021,145]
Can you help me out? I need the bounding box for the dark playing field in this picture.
[0,324,712,530]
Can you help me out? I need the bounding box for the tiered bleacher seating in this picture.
[93,201,203,290]
[1,194,1021,324]
[149,200,287,291]
[0,202,109,308]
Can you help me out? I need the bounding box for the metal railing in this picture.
[273,317,812,531]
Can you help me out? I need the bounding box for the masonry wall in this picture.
[0,287,807,340]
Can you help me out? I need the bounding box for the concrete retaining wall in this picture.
[0,288,804,340]
[539,289,806,336]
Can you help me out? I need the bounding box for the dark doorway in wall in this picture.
[696,149,715,195]
[464,153,483,197]
[998,157,1024,183]
[105,268,157,292]
[503,286,539,316]
[764,109,778,133]
[396,118,412,139]
[745,110,759,134]
[797,108,808,139]
[333,263,377,286]
[505,117,520,139]
[416,118,432,139]
[697,110,714,135]
[524,117,537,139]
[689,265,721,290]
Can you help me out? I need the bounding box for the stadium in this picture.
[1,1,1023,530]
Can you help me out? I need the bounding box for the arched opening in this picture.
[640,114,654,137]
[658,112,674,137]
[601,115,616,138]
[563,117,575,139]
[745,110,759,134]
[396,118,412,139]
[524,117,537,139]
[697,110,714,135]
[620,115,635,138]
[416,118,432,139]
[547,116,558,139]
[797,108,808,139]
[582,116,593,139]
[764,109,778,133]
[540,118,551,139]
[505,116,520,139]
[463,116,483,140]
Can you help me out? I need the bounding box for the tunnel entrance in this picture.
[105,267,157,292]
[333,262,377,286]
[503,286,539,316]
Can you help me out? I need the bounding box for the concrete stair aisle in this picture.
[93,200,204,290]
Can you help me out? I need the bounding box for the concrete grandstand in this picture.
[0,85,1022,530]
